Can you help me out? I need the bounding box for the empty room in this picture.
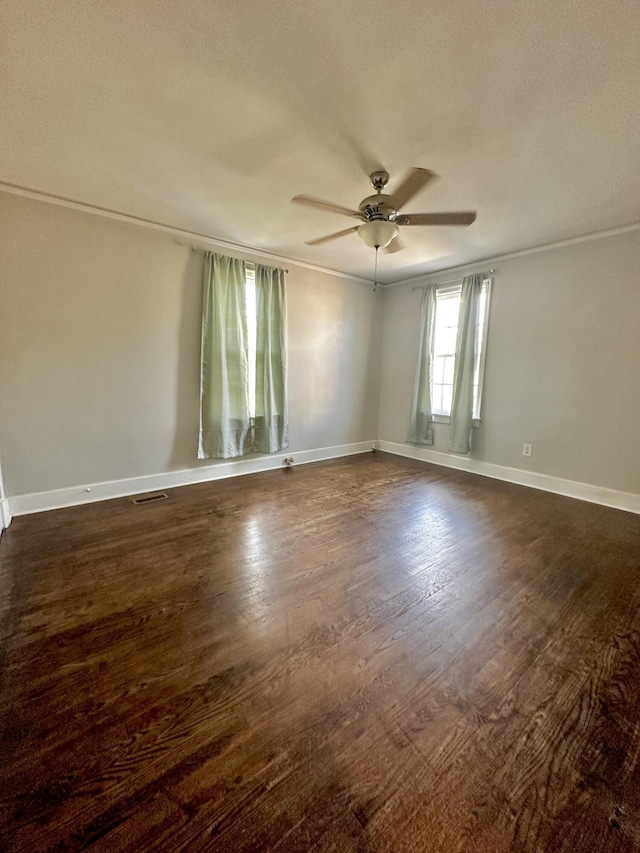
[1,2,640,851]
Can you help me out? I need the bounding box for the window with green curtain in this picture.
[432,279,491,422]
[198,251,288,460]
[408,273,492,454]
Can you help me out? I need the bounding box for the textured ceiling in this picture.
[2,1,639,282]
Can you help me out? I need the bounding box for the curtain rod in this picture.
[410,268,494,291]
[192,246,288,273]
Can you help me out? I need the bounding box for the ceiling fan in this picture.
[292,168,476,254]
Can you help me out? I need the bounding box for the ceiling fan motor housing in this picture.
[358,194,398,222]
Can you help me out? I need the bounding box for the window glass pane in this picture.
[432,291,460,414]
[433,384,445,413]
[437,294,459,323]
[434,298,459,349]
[441,326,458,355]
[441,384,453,415]
[478,289,486,323]
[471,285,489,419]
[443,355,455,385]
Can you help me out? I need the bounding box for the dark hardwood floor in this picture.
[1,452,639,852]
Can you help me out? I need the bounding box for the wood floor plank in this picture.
[1,452,639,851]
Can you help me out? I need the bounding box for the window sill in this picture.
[433,414,482,428]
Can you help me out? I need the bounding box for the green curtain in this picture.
[199,253,288,460]
[407,284,437,445]
[449,273,484,454]
[198,252,251,459]
[254,264,289,453]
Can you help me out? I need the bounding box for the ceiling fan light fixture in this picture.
[358,220,399,249]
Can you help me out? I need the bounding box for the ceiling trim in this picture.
[3,180,638,289]
[0,181,374,286]
[385,221,640,287]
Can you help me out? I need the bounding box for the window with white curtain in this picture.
[432,279,492,420]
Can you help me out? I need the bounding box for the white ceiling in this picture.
[2,1,639,283]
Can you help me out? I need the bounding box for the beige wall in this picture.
[3,190,638,502]
[0,193,382,496]
[379,230,640,494]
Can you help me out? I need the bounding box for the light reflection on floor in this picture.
[241,513,276,626]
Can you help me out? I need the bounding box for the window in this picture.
[199,252,288,460]
[432,278,491,421]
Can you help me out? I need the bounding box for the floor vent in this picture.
[132,493,168,505]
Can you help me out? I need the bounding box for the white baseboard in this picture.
[7,441,376,517]
[378,440,640,515]
[6,438,638,518]
[0,497,12,533]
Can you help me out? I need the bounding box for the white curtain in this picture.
[407,284,437,445]
[199,252,288,459]
[449,273,485,454]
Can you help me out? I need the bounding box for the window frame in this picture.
[430,276,492,427]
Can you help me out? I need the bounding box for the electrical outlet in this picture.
[522,443,533,457]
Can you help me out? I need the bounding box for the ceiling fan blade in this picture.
[292,194,361,218]
[383,235,404,254]
[396,211,477,226]
[391,168,436,210]
[305,226,359,246]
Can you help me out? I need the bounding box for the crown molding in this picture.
[3,180,638,290]
[384,221,640,288]
[0,181,374,286]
